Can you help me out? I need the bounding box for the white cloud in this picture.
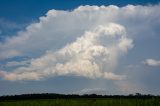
[103,72,126,80]
[0,23,131,81]
[4,60,29,67]
[0,4,160,81]
[0,4,159,59]
[74,88,107,95]
[143,59,160,66]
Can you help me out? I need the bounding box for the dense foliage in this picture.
[0,93,160,106]
[0,98,160,106]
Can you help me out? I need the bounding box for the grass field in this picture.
[0,98,160,106]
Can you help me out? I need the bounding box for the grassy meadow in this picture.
[0,98,160,106]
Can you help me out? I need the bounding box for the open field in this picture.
[0,98,160,106]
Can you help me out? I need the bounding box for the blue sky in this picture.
[0,0,160,95]
[0,0,159,21]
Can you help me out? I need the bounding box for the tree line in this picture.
[0,93,159,100]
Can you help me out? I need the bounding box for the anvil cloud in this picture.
[0,4,160,81]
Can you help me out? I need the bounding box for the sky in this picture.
[0,0,160,96]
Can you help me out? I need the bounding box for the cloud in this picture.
[0,4,159,60]
[103,72,126,80]
[143,59,160,66]
[0,18,27,40]
[0,23,131,81]
[0,50,21,60]
[0,4,160,81]
[74,88,107,95]
[4,60,29,67]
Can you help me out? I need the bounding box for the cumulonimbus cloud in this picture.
[0,23,132,81]
[0,4,160,81]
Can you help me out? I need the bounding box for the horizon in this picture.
[0,92,159,97]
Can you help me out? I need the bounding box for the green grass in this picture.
[0,98,160,106]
